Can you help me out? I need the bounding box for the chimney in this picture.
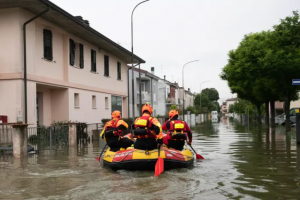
[188,88,190,92]
[151,67,154,74]
[164,75,166,80]
[75,16,90,26]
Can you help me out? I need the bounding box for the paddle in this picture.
[96,144,107,162]
[187,142,204,160]
[155,144,164,177]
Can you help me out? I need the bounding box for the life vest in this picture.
[103,119,123,139]
[133,116,156,139]
[168,120,188,141]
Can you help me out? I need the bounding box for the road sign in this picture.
[292,79,300,85]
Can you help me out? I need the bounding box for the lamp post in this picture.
[131,0,149,119]
[182,60,199,120]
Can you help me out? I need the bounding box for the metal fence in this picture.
[27,125,69,152]
[0,125,12,146]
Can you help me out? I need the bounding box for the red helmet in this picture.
[169,110,178,119]
[111,110,121,119]
[142,102,153,115]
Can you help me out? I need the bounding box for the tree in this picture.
[186,106,196,114]
[220,15,300,128]
[194,93,216,113]
[201,88,220,102]
[169,105,177,111]
[267,11,300,131]
[229,104,235,113]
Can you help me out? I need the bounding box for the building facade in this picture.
[0,1,144,125]
[128,67,159,117]
[157,77,179,116]
[178,87,194,110]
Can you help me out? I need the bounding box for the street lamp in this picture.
[182,60,199,120]
[131,0,150,119]
[199,80,210,111]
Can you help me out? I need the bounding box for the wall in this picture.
[68,88,123,123]
[0,80,23,123]
[128,69,159,117]
[51,89,69,122]
[0,8,22,74]
[157,80,167,116]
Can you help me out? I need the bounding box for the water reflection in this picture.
[0,117,300,199]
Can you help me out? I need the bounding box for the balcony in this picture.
[166,98,176,105]
[137,91,151,104]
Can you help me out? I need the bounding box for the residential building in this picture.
[128,67,159,117]
[226,98,238,113]
[221,102,227,114]
[157,76,179,116]
[178,87,194,110]
[0,0,145,126]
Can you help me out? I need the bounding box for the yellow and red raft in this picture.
[102,144,194,171]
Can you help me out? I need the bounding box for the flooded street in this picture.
[1,117,300,200]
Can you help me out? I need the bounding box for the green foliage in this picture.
[220,11,300,125]
[194,93,217,113]
[201,88,220,102]
[169,105,177,111]
[186,106,196,114]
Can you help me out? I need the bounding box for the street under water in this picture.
[1,117,300,200]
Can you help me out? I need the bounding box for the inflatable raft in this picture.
[102,145,194,171]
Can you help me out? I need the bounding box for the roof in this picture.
[0,0,145,64]
[226,98,238,102]
[128,67,160,80]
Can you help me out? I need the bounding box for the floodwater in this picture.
[1,117,300,200]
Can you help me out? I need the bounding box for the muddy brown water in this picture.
[0,117,300,200]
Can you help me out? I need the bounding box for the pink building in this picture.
[0,1,145,126]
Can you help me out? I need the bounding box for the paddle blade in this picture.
[155,157,164,177]
[96,157,100,162]
[196,154,204,160]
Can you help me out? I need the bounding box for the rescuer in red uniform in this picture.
[162,110,192,151]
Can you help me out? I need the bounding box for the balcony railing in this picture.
[137,91,150,101]
[166,98,176,104]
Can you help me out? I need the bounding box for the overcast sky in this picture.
[51,0,300,104]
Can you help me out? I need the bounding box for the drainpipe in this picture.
[23,6,49,123]
[127,67,130,118]
[151,77,153,108]
[139,64,142,116]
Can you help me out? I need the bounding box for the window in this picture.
[79,43,84,68]
[74,93,79,107]
[104,55,109,76]
[92,95,96,108]
[43,29,53,60]
[111,96,122,113]
[91,49,96,72]
[105,97,108,109]
[69,39,75,66]
[117,62,121,80]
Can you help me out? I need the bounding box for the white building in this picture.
[157,77,179,116]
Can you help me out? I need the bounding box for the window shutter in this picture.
[117,62,121,80]
[79,43,84,69]
[43,29,53,60]
[69,39,75,66]
[91,49,96,72]
[104,55,109,76]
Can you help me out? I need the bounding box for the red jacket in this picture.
[162,117,192,143]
